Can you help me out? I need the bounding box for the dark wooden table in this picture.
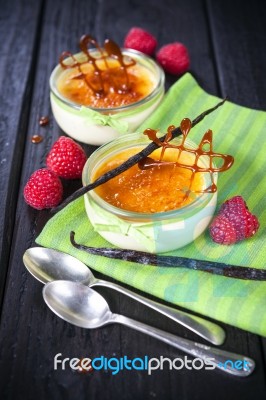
[1,0,266,399]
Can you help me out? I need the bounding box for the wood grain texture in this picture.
[0,0,265,399]
[206,0,266,386]
[0,0,43,311]
[206,0,266,109]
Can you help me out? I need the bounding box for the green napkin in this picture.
[36,73,266,337]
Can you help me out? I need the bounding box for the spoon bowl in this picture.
[23,247,93,285]
[44,280,111,328]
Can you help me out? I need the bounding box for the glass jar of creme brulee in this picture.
[82,132,218,253]
[50,49,165,145]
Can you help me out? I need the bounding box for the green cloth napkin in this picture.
[36,73,266,337]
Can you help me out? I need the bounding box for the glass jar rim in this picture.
[82,132,217,222]
[49,48,165,113]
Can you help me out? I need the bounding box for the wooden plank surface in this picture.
[0,0,265,399]
[0,0,43,308]
[206,0,266,383]
[206,0,266,109]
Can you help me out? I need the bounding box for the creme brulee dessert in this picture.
[57,58,157,109]
[93,148,204,213]
[50,35,164,145]
[82,130,224,252]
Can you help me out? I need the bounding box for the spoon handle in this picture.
[112,314,255,377]
[93,279,225,346]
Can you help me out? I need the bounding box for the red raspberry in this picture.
[245,211,260,238]
[210,196,259,245]
[219,196,248,241]
[209,215,237,245]
[46,136,87,179]
[24,168,63,210]
[124,27,157,56]
[156,42,190,75]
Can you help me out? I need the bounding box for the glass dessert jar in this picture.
[82,133,218,253]
[50,49,165,145]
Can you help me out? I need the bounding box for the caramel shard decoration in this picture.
[59,35,136,98]
[139,118,234,199]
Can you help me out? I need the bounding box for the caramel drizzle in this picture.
[139,118,234,204]
[59,35,136,98]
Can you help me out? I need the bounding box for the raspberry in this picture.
[209,215,237,245]
[46,136,87,179]
[24,168,63,210]
[156,42,190,75]
[210,196,259,245]
[124,27,157,56]
[219,196,248,241]
[245,211,260,238]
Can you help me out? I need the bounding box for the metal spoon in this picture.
[43,280,255,377]
[23,247,225,345]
